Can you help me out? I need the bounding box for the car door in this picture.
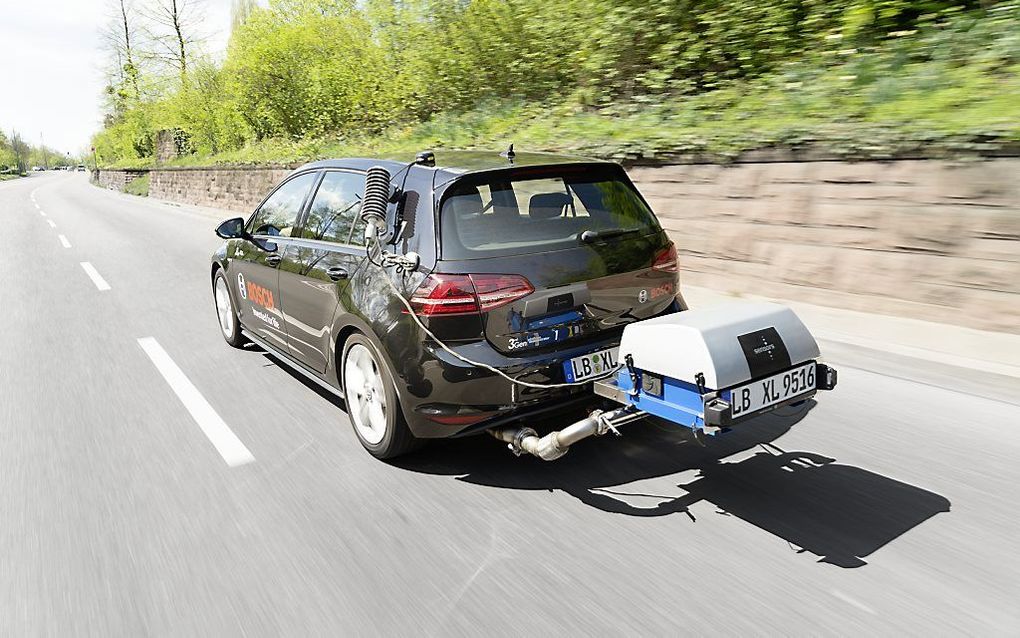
[232,171,319,352]
[277,169,369,372]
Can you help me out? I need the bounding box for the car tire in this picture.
[213,270,247,348]
[341,334,420,459]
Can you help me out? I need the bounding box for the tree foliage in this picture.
[0,130,74,173]
[91,0,1017,165]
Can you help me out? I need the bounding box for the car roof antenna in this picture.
[500,143,515,165]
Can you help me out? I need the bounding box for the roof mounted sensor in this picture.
[500,143,516,165]
[414,150,435,167]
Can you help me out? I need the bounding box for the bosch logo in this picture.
[237,273,247,299]
[638,289,649,303]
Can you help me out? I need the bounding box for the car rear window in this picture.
[439,166,659,259]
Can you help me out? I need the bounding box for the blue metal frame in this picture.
[615,369,710,432]
[610,360,828,434]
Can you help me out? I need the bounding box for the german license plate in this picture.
[728,362,816,418]
[563,348,618,383]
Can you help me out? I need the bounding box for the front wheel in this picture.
[213,270,247,348]
[341,334,420,459]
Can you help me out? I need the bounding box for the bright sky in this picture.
[0,0,233,155]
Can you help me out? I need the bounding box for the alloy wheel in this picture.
[345,343,388,445]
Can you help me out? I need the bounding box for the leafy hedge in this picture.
[124,173,150,197]
[93,0,1020,166]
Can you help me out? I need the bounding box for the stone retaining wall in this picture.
[629,159,1019,334]
[149,166,296,213]
[96,158,1020,333]
[97,169,147,191]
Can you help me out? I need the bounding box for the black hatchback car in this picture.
[211,151,684,459]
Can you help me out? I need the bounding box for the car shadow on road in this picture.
[255,346,347,410]
[396,402,951,568]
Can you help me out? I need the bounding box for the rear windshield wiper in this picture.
[579,228,641,243]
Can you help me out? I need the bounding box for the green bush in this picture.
[92,0,1019,166]
[124,174,150,197]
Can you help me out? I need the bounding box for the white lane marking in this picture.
[46,219,56,228]
[58,235,71,248]
[33,202,40,209]
[39,209,46,217]
[137,337,255,467]
[79,262,111,291]
[831,590,876,615]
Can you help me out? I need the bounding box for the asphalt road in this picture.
[2,172,1018,636]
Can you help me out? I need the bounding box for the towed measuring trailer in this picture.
[212,149,836,462]
[491,302,838,460]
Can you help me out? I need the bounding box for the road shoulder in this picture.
[683,284,1020,405]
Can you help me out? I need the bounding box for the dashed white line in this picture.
[39,209,46,217]
[46,219,56,228]
[58,235,71,248]
[137,337,255,467]
[79,262,111,291]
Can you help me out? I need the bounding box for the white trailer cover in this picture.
[618,302,820,390]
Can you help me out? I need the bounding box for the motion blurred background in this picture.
[58,0,1017,336]
[85,0,1020,165]
[1,1,1019,634]
[4,0,1017,423]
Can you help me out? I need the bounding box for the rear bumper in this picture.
[401,337,620,438]
[395,296,687,439]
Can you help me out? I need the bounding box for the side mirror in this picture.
[215,217,246,239]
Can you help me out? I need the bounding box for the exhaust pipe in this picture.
[489,406,640,461]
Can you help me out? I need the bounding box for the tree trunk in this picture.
[119,0,140,99]
[172,0,187,82]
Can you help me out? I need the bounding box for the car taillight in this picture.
[408,273,534,316]
[408,274,479,315]
[470,274,535,311]
[652,243,678,273]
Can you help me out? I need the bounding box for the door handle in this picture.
[266,254,282,267]
[326,266,349,281]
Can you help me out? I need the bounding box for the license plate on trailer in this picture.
[728,362,817,418]
[563,348,619,383]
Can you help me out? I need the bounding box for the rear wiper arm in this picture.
[579,228,640,243]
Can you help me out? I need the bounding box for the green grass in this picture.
[124,174,150,196]
[110,51,1020,169]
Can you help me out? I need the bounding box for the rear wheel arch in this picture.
[333,324,362,390]
[331,322,400,385]
[333,321,418,426]
[337,331,421,459]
